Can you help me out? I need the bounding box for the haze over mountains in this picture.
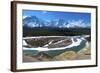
[23,16,90,28]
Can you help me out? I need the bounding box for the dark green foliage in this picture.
[23,26,91,37]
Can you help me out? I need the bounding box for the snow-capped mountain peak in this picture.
[23,16,90,28]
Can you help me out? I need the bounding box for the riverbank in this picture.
[23,42,91,62]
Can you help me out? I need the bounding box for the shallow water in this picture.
[23,36,88,57]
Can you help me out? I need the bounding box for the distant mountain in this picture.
[23,16,40,27]
[23,16,90,28]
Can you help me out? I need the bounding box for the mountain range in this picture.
[23,16,90,28]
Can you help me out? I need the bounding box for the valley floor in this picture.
[23,36,91,62]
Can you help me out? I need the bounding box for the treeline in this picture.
[23,26,91,37]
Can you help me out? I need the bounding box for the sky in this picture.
[22,9,91,27]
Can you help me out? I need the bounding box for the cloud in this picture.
[67,19,90,28]
[23,15,28,19]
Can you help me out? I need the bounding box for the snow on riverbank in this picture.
[23,37,87,51]
[23,35,90,39]
[23,36,67,39]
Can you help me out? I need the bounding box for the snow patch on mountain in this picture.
[23,16,90,28]
[66,20,90,28]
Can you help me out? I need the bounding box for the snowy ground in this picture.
[23,36,88,51]
[23,36,91,62]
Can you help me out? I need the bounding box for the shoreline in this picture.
[23,41,91,62]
